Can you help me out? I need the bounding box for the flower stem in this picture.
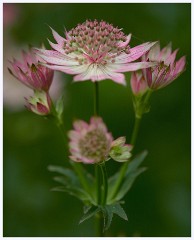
[96,212,104,237]
[100,162,108,206]
[110,90,152,200]
[130,116,142,145]
[94,81,99,116]
[95,164,102,205]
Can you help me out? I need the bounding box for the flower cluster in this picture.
[68,117,132,164]
[8,20,186,164]
[130,42,186,94]
[34,20,156,85]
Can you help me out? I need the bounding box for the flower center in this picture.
[79,128,109,162]
[64,20,130,66]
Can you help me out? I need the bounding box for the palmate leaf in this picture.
[108,151,148,204]
[79,203,128,232]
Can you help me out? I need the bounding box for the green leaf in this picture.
[108,151,148,203]
[79,206,100,224]
[70,162,95,200]
[101,203,128,231]
[83,205,92,214]
[114,167,147,202]
[48,165,78,184]
[111,203,128,221]
[101,206,114,231]
[126,150,148,175]
[48,165,96,205]
[51,186,91,202]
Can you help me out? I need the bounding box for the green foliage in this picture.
[48,164,95,205]
[79,203,128,231]
[108,151,148,204]
[48,151,147,232]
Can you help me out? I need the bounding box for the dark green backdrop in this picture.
[3,3,191,237]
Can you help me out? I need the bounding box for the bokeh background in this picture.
[3,3,191,237]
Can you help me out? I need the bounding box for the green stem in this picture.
[94,81,99,116]
[95,164,102,205]
[100,162,108,206]
[110,90,153,200]
[130,116,142,146]
[96,212,104,237]
[71,162,90,193]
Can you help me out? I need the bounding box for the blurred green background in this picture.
[3,3,191,237]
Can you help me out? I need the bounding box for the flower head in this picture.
[109,137,133,162]
[8,49,54,91]
[68,117,113,164]
[25,90,51,116]
[35,20,157,85]
[142,42,186,90]
[130,71,148,96]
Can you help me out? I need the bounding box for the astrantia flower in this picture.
[35,20,157,85]
[109,137,133,162]
[142,42,186,90]
[25,90,51,116]
[68,117,113,164]
[8,49,54,91]
[130,71,148,96]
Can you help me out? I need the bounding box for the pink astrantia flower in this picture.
[130,71,148,95]
[34,20,157,85]
[68,117,113,164]
[8,50,54,91]
[25,90,51,116]
[142,42,186,90]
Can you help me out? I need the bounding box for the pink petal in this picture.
[117,34,131,47]
[165,49,179,66]
[158,42,172,61]
[147,42,160,61]
[117,41,157,63]
[73,120,88,131]
[114,61,157,72]
[49,26,66,46]
[175,56,186,74]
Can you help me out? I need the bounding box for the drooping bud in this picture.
[25,90,51,116]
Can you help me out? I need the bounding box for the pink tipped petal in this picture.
[73,120,88,131]
[118,34,132,47]
[49,26,66,46]
[165,49,179,66]
[175,56,186,73]
[115,61,157,72]
[158,42,172,61]
[124,41,158,63]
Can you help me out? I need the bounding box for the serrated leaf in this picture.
[101,203,128,231]
[101,206,113,231]
[79,206,100,224]
[111,203,128,221]
[83,205,92,214]
[114,167,147,202]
